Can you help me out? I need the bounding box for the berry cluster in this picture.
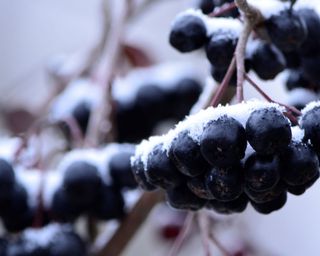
[51,64,203,143]
[47,143,136,223]
[0,143,137,233]
[131,100,320,214]
[0,159,34,232]
[0,224,86,256]
[169,3,320,92]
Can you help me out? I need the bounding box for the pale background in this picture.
[0,0,319,255]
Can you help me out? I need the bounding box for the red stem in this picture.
[244,74,301,125]
[209,2,237,17]
[210,57,236,107]
[244,75,301,115]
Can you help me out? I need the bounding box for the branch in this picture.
[92,191,164,256]
[244,74,301,125]
[84,0,128,146]
[234,0,263,102]
[198,211,211,256]
[209,57,236,107]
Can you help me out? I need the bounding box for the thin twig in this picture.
[168,212,195,256]
[244,74,300,124]
[92,191,164,256]
[198,212,211,256]
[208,231,231,256]
[234,0,263,102]
[244,75,301,115]
[85,0,129,146]
[209,2,237,17]
[209,57,236,107]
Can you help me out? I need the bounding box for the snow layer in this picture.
[133,100,287,170]
[57,148,110,185]
[50,78,101,120]
[112,62,204,105]
[23,224,73,248]
[172,8,242,37]
[16,169,41,208]
[301,100,320,116]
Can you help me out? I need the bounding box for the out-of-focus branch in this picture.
[85,0,130,146]
[92,191,164,256]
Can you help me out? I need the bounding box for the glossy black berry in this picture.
[63,161,102,206]
[131,157,156,191]
[48,229,86,256]
[72,101,90,135]
[250,191,287,214]
[286,70,310,91]
[169,131,210,177]
[297,8,320,57]
[146,144,184,189]
[91,185,125,220]
[169,15,207,52]
[173,78,203,118]
[50,188,83,222]
[2,209,34,233]
[250,42,286,80]
[280,141,319,186]
[246,108,292,155]
[200,115,247,168]
[283,50,301,69]
[109,148,137,189]
[210,65,236,86]
[265,9,307,51]
[136,84,167,122]
[0,238,7,256]
[245,181,285,204]
[205,164,244,201]
[166,185,207,211]
[244,153,280,192]
[6,238,49,256]
[287,171,319,195]
[206,193,248,214]
[205,32,237,69]
[301,106,320,152]
[198,0,215,14]
[115,100,153,143]
[301,56,320,83]
[0,158,15,202]
[187,176,214,199]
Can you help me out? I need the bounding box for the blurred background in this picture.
[0,0,319,255]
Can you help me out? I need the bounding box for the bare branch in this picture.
[234,0,263,102]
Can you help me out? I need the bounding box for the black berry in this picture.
[200,115,247,167]
[169,15,207,52]
[246,107,292,155]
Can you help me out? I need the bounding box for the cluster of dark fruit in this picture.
[59,77,202,143]
[0,224,86,256]
[0,144,137,233]
[0,159,34,233]
[115,77,203,142]
[50,144,137,223]
[131,101,320,214]
[169,5,320,92]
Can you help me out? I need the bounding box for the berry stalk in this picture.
[210,57,236,107]
[168,212,195,256]
[234,0,263,102]
[209,2,237,17]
